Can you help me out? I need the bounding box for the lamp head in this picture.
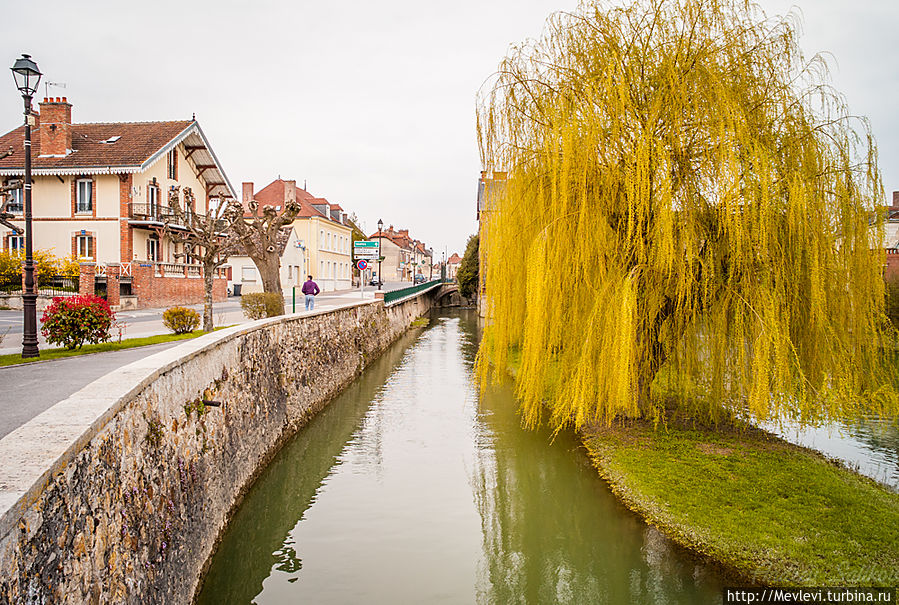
[11,54,41,98]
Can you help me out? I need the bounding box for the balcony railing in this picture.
[128,203,229,233]
[153,262,226,279]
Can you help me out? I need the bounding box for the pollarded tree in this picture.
[165,186,242,332]
[477,0,898,431]
[229,198,301,316]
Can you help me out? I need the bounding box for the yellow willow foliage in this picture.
[476,0,899,431]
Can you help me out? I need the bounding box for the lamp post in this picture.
[11,54,41,359]
[377,218,383,290]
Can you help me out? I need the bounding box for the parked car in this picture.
[369,277,382,286]
[414,274,426,284]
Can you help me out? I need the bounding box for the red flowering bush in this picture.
[40,294,115,349]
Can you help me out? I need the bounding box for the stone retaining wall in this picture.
[0,294,432,604]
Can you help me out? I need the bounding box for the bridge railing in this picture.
[383,279,444,305]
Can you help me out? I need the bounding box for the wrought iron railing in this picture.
[0,275,78,296]
[383,279,442,305]
[128,203,229,232]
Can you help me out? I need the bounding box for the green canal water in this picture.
[197,310,725,604]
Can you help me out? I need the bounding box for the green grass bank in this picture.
[0,328,227,367]
[580,419,899,586]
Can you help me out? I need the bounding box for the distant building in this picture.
[446,253,462,280]
[369,225,431,282]
[884,192,899,281]
[477,170,506,315]
[231,179,354,293]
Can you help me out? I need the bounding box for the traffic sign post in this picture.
[357,259,368,299]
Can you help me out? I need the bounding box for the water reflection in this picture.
[198,311,725,604]
[762,415,899,490]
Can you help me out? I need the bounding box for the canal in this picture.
[197,310,725,604]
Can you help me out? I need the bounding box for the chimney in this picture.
[399,229,409,238]
[284,180,297,204]
[892,191,899,212]
[38,97,72,156]
[242,182,254,206]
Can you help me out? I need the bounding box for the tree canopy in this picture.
[476,0,898,431]
[457,234,480,299]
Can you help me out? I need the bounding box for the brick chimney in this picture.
[38,97,72,156]
[284,180,296,204]
[242,182,254,207]
[892,191,899,212]
[398,229,409,238]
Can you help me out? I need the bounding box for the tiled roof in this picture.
[0,121,193,172]
[447,253,462,264]
[369,230,412,249]
[252,179,346,226]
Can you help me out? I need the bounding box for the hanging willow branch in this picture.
[476,0,898,431]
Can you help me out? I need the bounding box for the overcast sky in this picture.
[1,0,896,257]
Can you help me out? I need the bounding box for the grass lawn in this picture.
[581,419,899,586]
[0,328,227,367]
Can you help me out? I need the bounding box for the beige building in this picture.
[233,179,354,293]
[227,225,307,296]
[0,97,234,268]
[368,225,432,283]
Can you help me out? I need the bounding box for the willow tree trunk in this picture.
[257,255,285,315]
[202,265,215,332]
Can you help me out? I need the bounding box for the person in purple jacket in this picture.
[302,275,320,310]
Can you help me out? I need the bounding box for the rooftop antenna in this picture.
[44,81,66,98]
[304,179,307,190]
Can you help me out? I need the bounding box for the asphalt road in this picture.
[0,283,420,354]
[0,283,428,437]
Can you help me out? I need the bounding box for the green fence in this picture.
[383,279,444,305]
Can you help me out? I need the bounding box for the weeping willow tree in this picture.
[477,0,899,431]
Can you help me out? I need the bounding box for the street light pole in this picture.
[11,55,42,359]
[377,218,383,290]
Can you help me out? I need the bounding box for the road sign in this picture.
[353,240,380,260]
[357,259,368,271]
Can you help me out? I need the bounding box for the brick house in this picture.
[0,97,235,308]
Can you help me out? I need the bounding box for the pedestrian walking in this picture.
[302,275,320,310]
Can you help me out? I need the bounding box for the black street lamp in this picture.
[377,218,383,290]
[11,54,41,358]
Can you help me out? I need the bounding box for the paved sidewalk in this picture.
[0,342,180,440]
[0,292,381,439]
[0,288,379,356]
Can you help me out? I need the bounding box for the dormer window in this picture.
[166,149,177,180]
[76,179,93,213]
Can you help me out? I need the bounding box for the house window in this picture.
[8,235,24,251]
[147,238,159,261]
[166,149,177,180]
[76,235,94,259]
[76,179,93,213]
[148,183,160,218]
[5,187,22,213]
[241,266,256,282]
